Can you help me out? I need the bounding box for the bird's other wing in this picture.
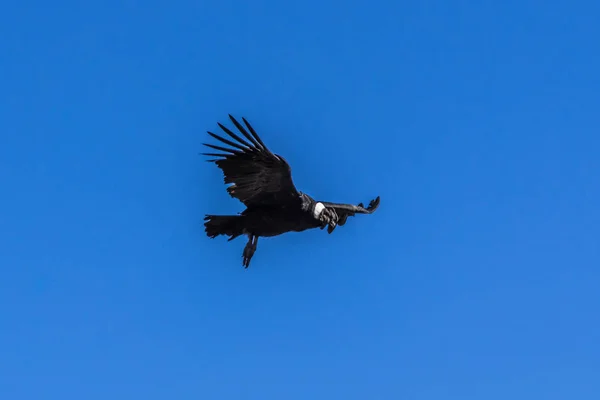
[202,115,301,207]
[319,196,381,226]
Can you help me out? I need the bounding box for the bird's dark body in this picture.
[202,115,380,268]
[241,205,323,237]
[205,202,324,240]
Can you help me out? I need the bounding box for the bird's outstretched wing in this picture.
[320,196,381,227]
[202,115,301,207]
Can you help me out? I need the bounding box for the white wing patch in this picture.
[313,202,325,219]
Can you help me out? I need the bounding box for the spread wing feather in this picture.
[203,115,301,207]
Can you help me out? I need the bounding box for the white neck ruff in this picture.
[313,202,325,219]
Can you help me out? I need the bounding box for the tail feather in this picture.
[204,215,245,241]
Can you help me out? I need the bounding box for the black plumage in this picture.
[203,115,380,268]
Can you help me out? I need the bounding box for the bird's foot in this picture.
[242,236,258,268]
[242,244,254,268]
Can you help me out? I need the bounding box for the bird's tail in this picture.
[204,215,246,241]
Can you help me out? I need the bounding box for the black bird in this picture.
[202,115,380,268]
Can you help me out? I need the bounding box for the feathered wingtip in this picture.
[357,196,380,213]
[200,115,273,161]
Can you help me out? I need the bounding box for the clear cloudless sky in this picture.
[1,1,599,399]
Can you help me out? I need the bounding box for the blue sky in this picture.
[1,0,599,398]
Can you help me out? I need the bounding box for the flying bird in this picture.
[202,115,380,268]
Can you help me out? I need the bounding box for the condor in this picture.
[202,115,380,268]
